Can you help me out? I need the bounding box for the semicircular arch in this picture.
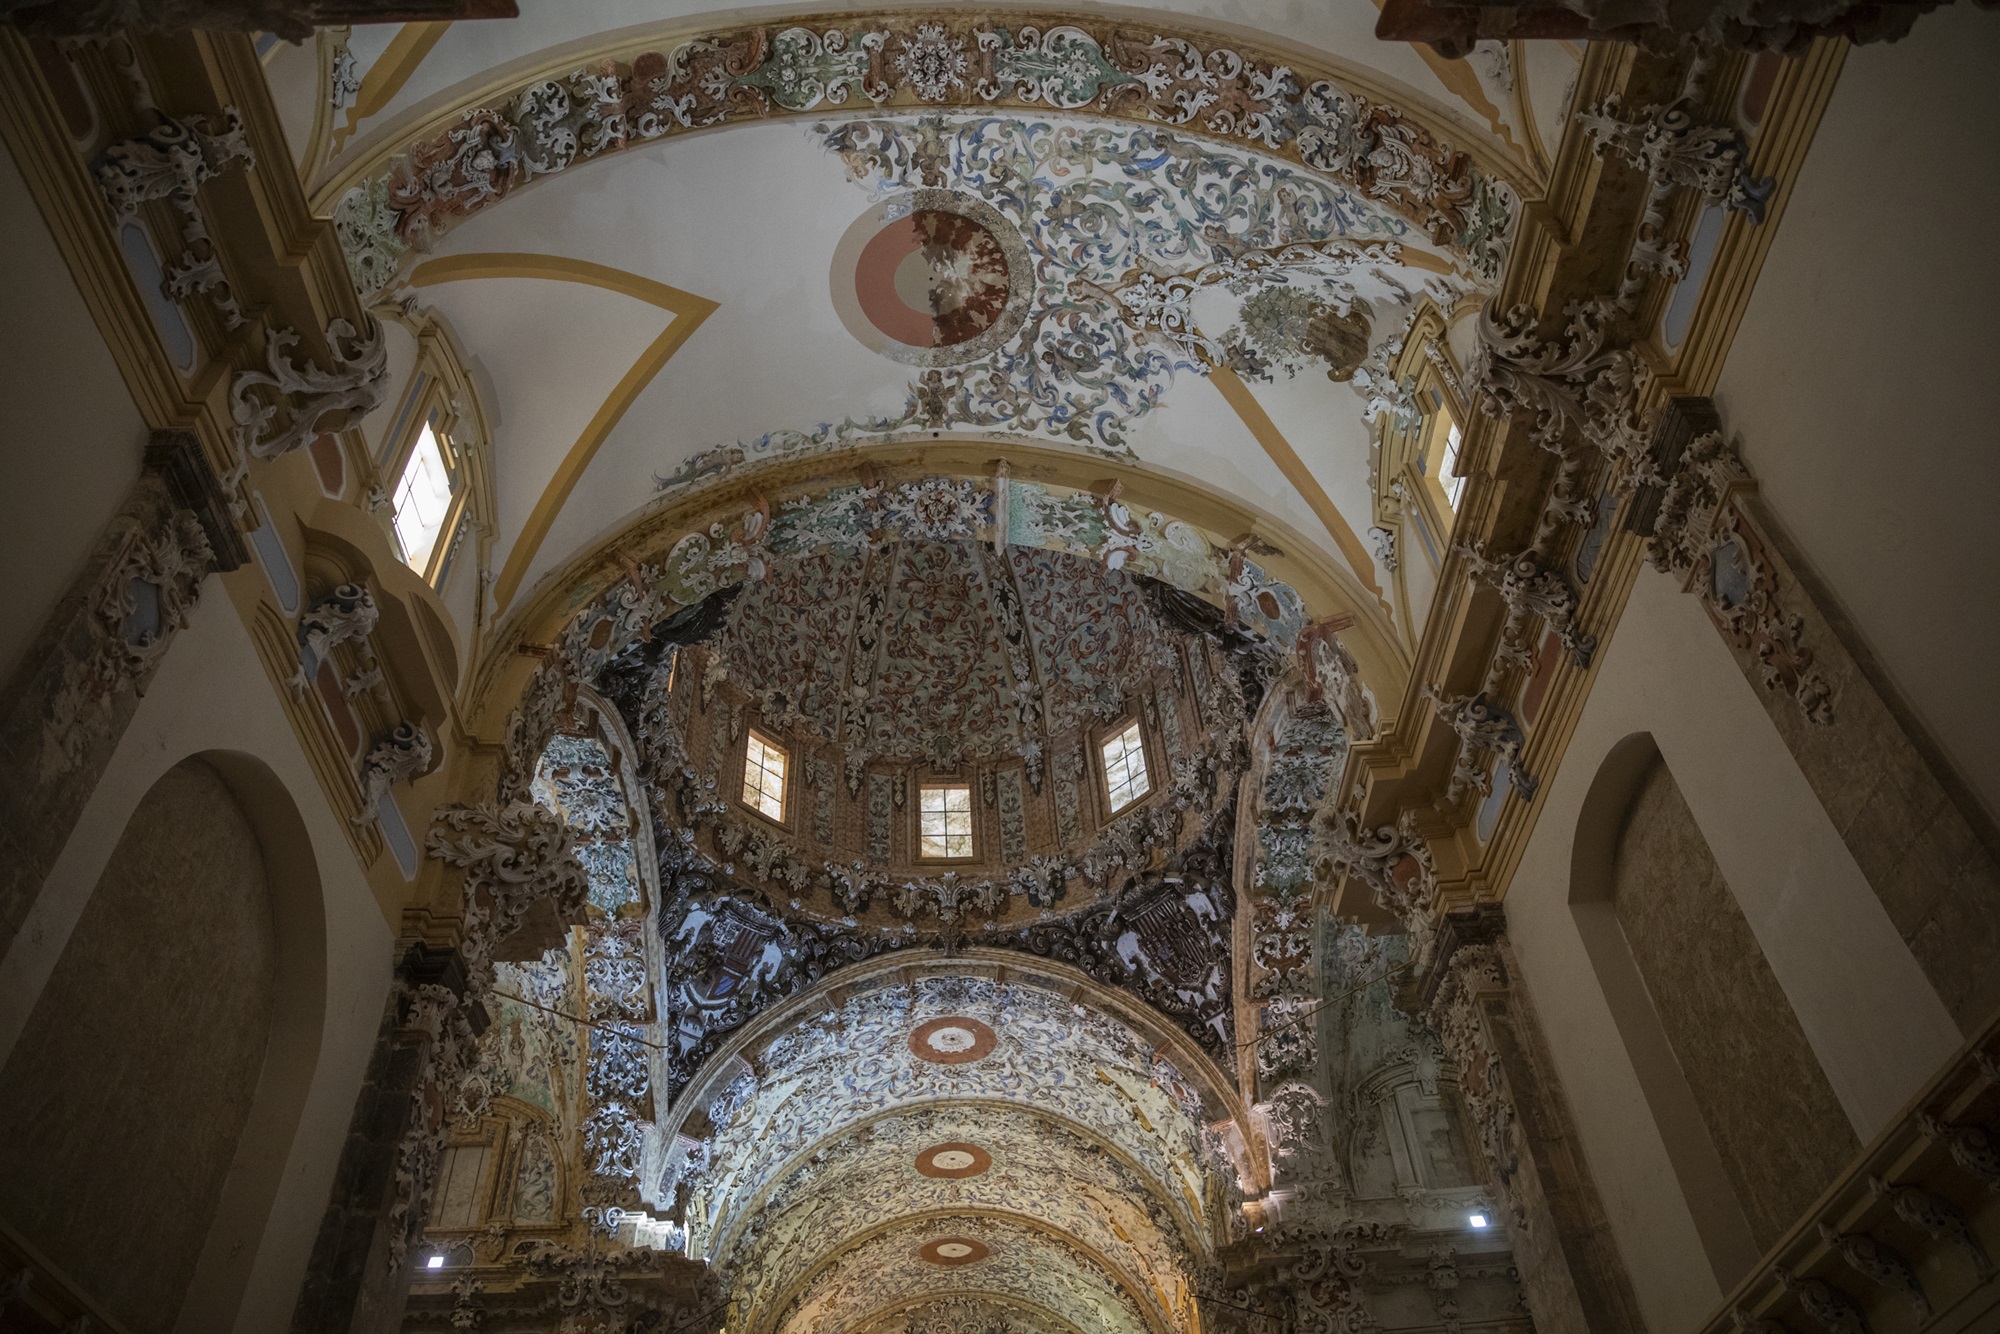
[320,7,1530,291]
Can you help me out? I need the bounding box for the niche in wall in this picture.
[1572,733,1859,1278]
[0,757,276,1332]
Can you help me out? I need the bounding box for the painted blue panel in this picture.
[118,223,196,372]
[248,492,301,615]
[378,793,420,880]
[1663,205,1725,351]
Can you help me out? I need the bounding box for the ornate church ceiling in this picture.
[290,5,1561,1326]
[663,961,1234,1334]
[299,5,1554,643]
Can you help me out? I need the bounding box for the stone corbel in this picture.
[229,318,389,464]
[1456,541,1596,671]
[1424,687,1537,801]
[355,722,432,825]
[293,580,380,695]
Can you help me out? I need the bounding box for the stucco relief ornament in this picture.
[1648,431,1833,725]
[428,801,591,974]
[1257,994,1319,1080]
[43,510,214,777]
[1366,525,1398,571]
[228,318,389,463]
[389,800,587,1267]
[354,721,432,824]
[1580,93,1775,224]
[1455,541,1596,670]
[1298,626,1375,740]
[1426,945,1519,1198]
[1317,809,1435,962]
[93,108,253,222]
[386,978,479,1271]
[338,16,1514,299]
[93,107,256,329]
[296,581,377,666]
[1467,297,1654,487]
[1283,1227,1383,1334]
[895,23,972,101]
[328,41,361,111]
[1424,686,1535,800]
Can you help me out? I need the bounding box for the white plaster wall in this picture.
[0,140,147,688]
[0,585,393,1332]
[1713,4,2000,824]
[1502,567,1960,1330]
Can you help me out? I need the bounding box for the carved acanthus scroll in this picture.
[229,318,388,463]
[1646,427,1834,725]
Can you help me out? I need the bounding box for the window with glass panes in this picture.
[742,730,788,821]
[392,421,456,573]
[1101,721,1151,812]
[919,785,974,858]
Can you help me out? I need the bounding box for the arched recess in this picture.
[0,751,327,1334]
[1569,732,1850,1283]
[661,950,1253,1334]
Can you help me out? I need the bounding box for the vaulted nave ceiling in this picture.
[266,2,1578,685]
[253,7,1575,1328]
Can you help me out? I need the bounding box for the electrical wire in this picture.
[489,987,670,1050]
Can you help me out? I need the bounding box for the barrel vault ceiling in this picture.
[265,1,1577,658]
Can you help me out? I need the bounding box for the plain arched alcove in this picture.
[0,751,327,1334]
[1569,732,1762,1290]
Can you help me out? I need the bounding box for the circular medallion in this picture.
[920,1236,990,1265]
[831,190,1033,367]
[915,1142,993,1178]
[909,1016,998,1064]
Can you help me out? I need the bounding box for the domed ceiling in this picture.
[594,511,1263,1093]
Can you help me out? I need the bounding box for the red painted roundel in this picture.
[855,209,1013,349]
